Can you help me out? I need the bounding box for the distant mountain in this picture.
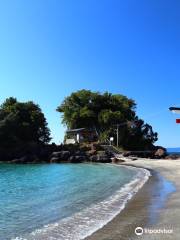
[167,148,180,153]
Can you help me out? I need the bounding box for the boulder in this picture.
[69,155,86,163]
[51,151,70,161]
[50,157,61,163]
[154,148,167,159]
[11,158,24,163]
[165,154,180,160]
[90,143,97,151]
[105,150,114,157]
[89,153,111,163]
[123,151,132,157]
[74,150,86,156]
[11,154,39,163]
[123,151,155,159]
[97,154,111,163]
[87,150,97,156]
[89,155,98,162]
[111,157,121,163]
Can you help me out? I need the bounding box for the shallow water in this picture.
[148,172,176,225]
[0,163,148,240]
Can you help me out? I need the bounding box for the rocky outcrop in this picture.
[165,154,180,160]
[154,148,167,159]
[122,151,154,158]
[0,142,59,163]
[111,157,124,163]
[69,155,86,163]
[50,151,70,162]
[50,157,61,163]
[49,146,112,164]
[89,151,111,163]
[87,149,97,156]
[2,142,168,164]
[10,154,40,163]
[50,150,89,163]
[0,142,112,164]
[122,146,167,159]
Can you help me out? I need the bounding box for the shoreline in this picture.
[85,159,180,240]
[11,163,149,240]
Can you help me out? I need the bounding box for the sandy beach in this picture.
[85,159,180,240]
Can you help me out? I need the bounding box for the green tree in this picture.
[57,89,135,132]
[122,117,158,150]
[57,89,158,149]
[0,97,51,147]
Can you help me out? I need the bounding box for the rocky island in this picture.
[0,91,170,164]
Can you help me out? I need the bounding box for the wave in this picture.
[12,165,151,240]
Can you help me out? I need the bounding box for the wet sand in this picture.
[85,159,180,240]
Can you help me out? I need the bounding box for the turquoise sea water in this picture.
[0,163,149,240]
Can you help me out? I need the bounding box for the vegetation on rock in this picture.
[0,91,161,162]
[57,89,158,150]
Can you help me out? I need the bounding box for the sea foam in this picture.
[13,165,150,240]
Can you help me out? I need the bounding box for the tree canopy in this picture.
[57,89,158,150]
[0,97,51,147]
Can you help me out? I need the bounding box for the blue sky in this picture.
[0,0,180,147]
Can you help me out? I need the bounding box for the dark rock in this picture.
[11,154,39,163]
[154,148,167,159]
[69,155,86,163]
[50,157,61,163]
[97,154,111,163]
[51,151,61,157]
[89,153,111,163]
[123,151,132,157]
[87,150,97,156]
[38,148,51,160]
[90,143,97,151]
[74,150,86,156]
[123,150,156,159]
[11,158,24,163]
[89,155,98,162]
[105,150,114,157]
[165,154,180,160]
[51,151,70,160]
[111,158,120,163]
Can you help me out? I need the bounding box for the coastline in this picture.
[85,159,180,240]
[12,163,149,240]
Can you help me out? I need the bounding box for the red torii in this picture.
[169,107,180,123]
